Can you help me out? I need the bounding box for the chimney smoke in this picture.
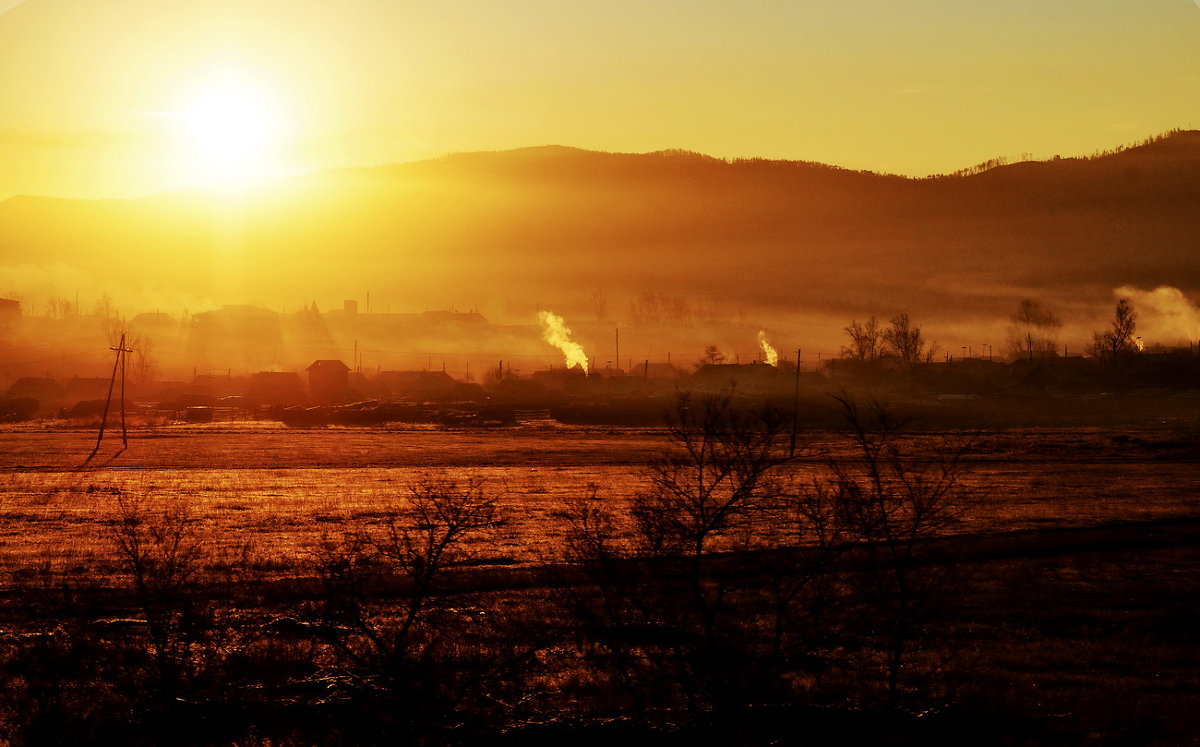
[757,330,780,367]
[538,310,590,373]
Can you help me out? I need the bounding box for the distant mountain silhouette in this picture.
[1,132,1197,325]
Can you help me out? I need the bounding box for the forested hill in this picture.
[1,131,1197,324]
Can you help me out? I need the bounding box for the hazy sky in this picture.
[1,0,1197,199]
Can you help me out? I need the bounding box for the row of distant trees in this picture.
[836,297,1141,366]
[840,313,940,364]
[938,129,1184,179]
[1006,296,1141,364]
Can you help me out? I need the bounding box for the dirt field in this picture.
[0,420,1195,576]
[0,419,1197,744]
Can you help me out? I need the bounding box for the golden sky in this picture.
[1,0,1197,199]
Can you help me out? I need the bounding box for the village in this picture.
[3,295,1200,428]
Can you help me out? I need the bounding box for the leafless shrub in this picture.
[302,476,539,741]
[634,391,791,557]
[105,493,208,705]
[749,477,854,692]
[823,393,973,706]
[559,390,975,725]
[561,392,818,724]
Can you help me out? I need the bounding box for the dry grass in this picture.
[0,422,1195,580]
[0,421,1194,744]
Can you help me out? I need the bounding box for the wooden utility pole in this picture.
[790,348,801,458]
[86,332,133,463]
[119,332,128,445]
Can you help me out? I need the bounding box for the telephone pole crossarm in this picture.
[85,332,135,463]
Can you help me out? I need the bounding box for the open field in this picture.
[0,421,1196,575]
[0,419,1196,744]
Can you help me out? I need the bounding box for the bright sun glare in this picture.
[169,71,291,189]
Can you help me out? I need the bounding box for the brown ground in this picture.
[0,420,1196,744]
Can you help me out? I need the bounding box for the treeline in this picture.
[936,129,1188,179]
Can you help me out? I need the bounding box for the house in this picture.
[61,377,112,404]
[691,363,788,394]
[5,377,61,416]
[250,371,307,405]
[377,370,461,401]
[6,377,61,401]
[1011,357,1095,393]
[191,374,248,399]
[187,305,284,373]
[530,366,588,391]
[307,360,351,404]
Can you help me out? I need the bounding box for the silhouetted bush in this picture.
[298,476,544,743]
[556,392,860,728]
[820,394,973,707]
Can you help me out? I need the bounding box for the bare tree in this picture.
[94,293,117,320]
[841,317,882,361]
[98,310,157,387]
[824,395,971,706]
[304,477,530,740]
[633,392,791,558]
[46,296,74,319]
[369,476,502,640]
[1007,298,1062,359]
[630,291,693,324]
[129,335,157,387]
[882,313,936,365]
[589,288,609,322]
[561,393,799,722]
[311,477,503,656]
[696,344,726,368]
[1087,298,1138,365]
[106,495,207,704]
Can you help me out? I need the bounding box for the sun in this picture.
[170,70,292,188]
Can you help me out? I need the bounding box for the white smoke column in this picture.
[538,310,589,373]
[757,330,780,367]
[1114,285,1200,341]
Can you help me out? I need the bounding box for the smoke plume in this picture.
[538,310,589,372]
[1114,285,1200,342]
[757,330,779,367]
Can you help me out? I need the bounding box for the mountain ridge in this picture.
[3,129,1196,207]
[0,131,1197,334]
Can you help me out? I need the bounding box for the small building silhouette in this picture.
[249,371,306,405]
[691,362,787,393]
[191,374,248,399]
[530,366,588,391]
[6,377,60,401]
[5,377,61,416]
[378,370,460,401]
[61,377,112,404]
[307,360,351,404]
